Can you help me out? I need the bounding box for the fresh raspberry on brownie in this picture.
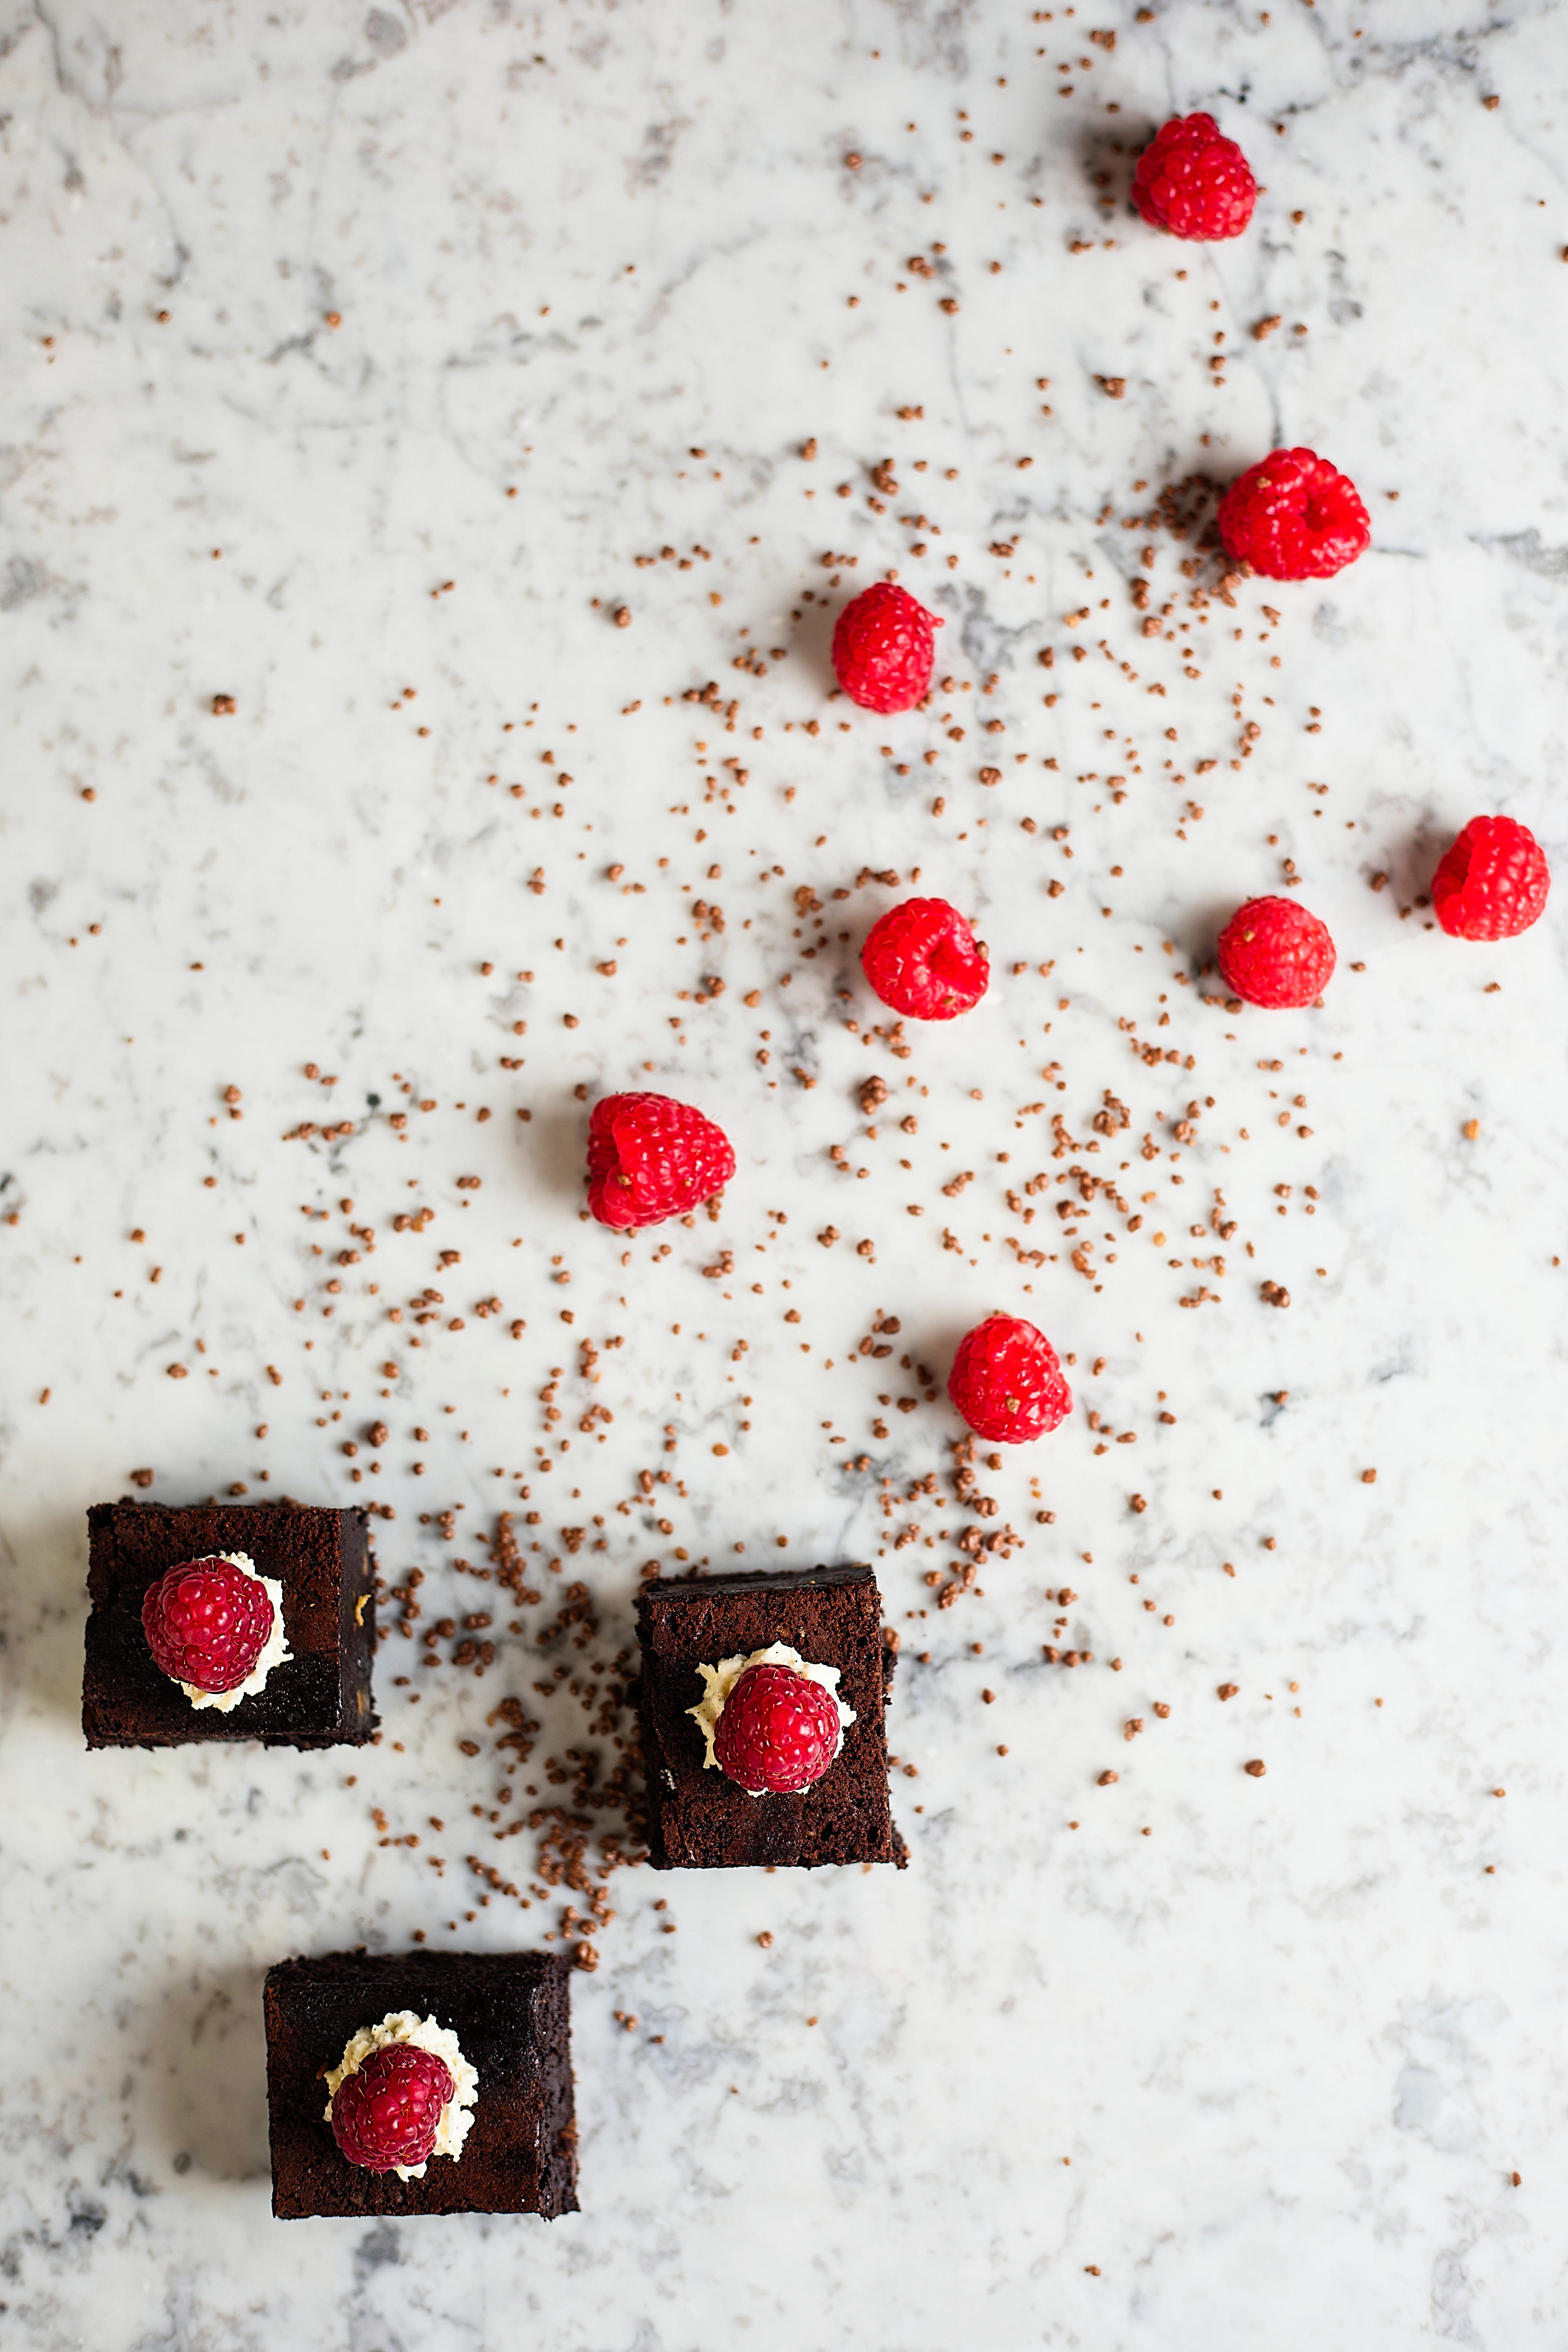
[1432,814,1550,940]
[949,1315,1072,1443]
[586,1091,735,1229]
[862,896,988,1020]
[329,2043,455,2175]
[712,1662,844,1795]
[141,1555,278,1695]
[831,582,941,712]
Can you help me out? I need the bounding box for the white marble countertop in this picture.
[5,1,1568,2343]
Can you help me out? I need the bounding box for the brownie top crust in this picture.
[83,1498,375,1748]
[265,1949,578,2220]
[636,1564,905,1870]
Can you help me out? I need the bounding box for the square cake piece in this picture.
[636,1563,906,1870]
[83,1498,378,1750]
[264,1948,578,2220]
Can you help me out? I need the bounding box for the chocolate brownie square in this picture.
[636,1563,906,1870]
[264,1949,578,2220]
[83,1498,377,1750]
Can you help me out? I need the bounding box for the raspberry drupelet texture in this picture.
[949,1315,1072,1443]
[330,2043,454,2174]
[1217,448,1371,582]
[141,1556,276,1694]
[1131,113,1257,241]
[1432,815,1550,940]
[862,896,989,1020]
[586,1091,736,1229]
[712,1662,842,1795]
[1218,897,1337,1009]
[831,583,941,713]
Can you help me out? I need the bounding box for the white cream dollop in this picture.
[323,2010,479,2181]
[688,1641,856,1796]
[179,1551,293,1712]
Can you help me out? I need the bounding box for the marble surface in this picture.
[4,0,1568,2342]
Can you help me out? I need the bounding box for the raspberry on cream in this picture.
[689,1643,855,1796]
[140,1552,292,1712]
[324,2011,479,2181]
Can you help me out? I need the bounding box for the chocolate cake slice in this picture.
[636,1563,906,1870]
[264,1949,578,2220]
[83,1498,377,1749]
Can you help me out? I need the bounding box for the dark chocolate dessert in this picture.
[83,1498,377,1750]
[636,1563,906,1870]
[264,1949,578,2220]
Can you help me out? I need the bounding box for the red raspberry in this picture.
[713,1662,841,1795]
[948,1315,1072,1443]
[862,896,988,1020]
[831,583,941,713]
[1218,896,1336,1009]
[141,1556,275,1693]
[1132,113,1257,241]
[586,1091,736,1230]
[330,2043,454,2174]
[1217,448,1371,582]
[1432,815,1550,941]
